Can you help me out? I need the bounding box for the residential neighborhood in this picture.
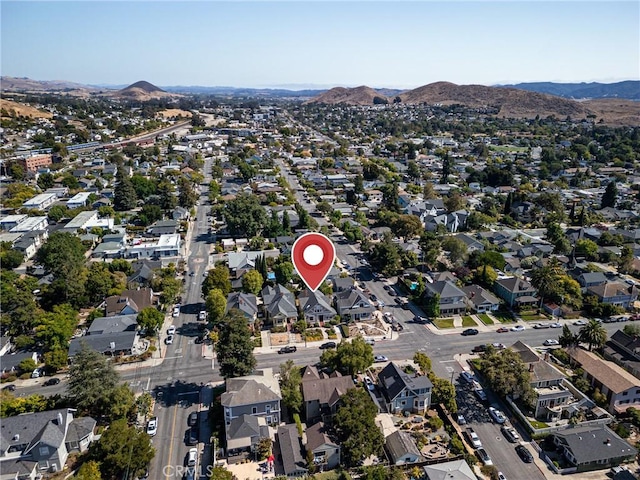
[1,84,640,480]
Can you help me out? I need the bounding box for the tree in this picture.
[393,215,423,240]
[178,176,198,209]
[579,319,607,351]
[19,357,37,375]
[273,261,294,285]
[279,359,303,414]
[413,352,432,374]
[575,239,599,260]
[136,307,164,334]
[381,182,400,213]
[223,193,267,237]
[333,388,384,467]
[623,324,640,337]
[407,161,421,179]
[36,232,87,306]
[559,324,579,348]
[474,264,498,288]
[354,174,364,194]
[206,288,227,325]
[428,372,457,413]
[47,204,70,223]
[202,265,232,297]
[0,242,23,269]
[440,152,452,184]
[444,192,467,213]
[441,237,468,266]
[419,232,441,269]
[424,293,440,318]
[282,210,291,233]
[423,182,437,200]
[35,303,77,352]
[319,337,374,376]
[241,270,263,295]
[89,418,154,480]
[37,172,55,190]
[216,309,257,379]
[113,169,137,211]
[601,180,618,209]
[478,348,535,407]
[369,236,402,277]
[545,221,570,254]
[67,342,121,418]
[210,465,237,480]
[74,460,102,480]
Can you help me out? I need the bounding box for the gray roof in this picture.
[378,362,433,402]
[261,284,297,318]
[385,430,422,463]
[305,422,338,452]
[226,292,258,318]
[579,272,607,284]
[424,280,466,300]
[221,371,281,408]
[299,289,336,316]
[553,425,637,464]
[68,331,137,357]
[0,351,37,371]
[65,417,96,444]
[0,409,74,455]
[461,285,500,307]
[423,459,476,480]
[87,314,137,335]
[301,372,355,407]
[495,277,536,294]
[277,425,307,476]
[334,288,374,310]
[226,414,262,441]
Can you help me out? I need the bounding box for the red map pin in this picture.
[291,233,336,292]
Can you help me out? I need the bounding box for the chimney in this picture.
[57,412,64,425]
[529,363,534,372]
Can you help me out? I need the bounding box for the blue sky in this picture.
[2,1,638,89]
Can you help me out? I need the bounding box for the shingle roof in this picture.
[385,430,422,463]
[226,414,263,441]
[277,425,307,476]
[495,277,536,294]
[0,409,72,455]
[87,314,137,335]
[68,331,137,357]
[65,417,96,444]
[301,374,355,406]
[422,459,476,480]
[553,425,636,464]
[568,347,640,394]
[378,362,432,402]
[221,369,281,407]
[424,280,466,300]
[299,289,335,315]
[305,422,338,452]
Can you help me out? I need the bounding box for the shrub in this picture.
[429,416,444,430]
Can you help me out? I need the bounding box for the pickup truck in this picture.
[465,427,483,449]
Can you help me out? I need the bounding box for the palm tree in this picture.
[579,319,607,351]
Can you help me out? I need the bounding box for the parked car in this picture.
[167,325,177,335]
[465,427,483,449]
[3,384,16,392]
[365,338,375,345]
[501,425,520,443]
[44,378,60,386]
[475,388,488,403]
[363,376,375,391]
[319,341,337,350]
[278,346,297,354]
[498,473,507,480]
[491,343,505,350]
[477,448,493,466]
[457,414,467,425]
[472,344,487,353]
[461,371,476,383]
[198,311,207,321]
[188,411,198,427]
[549,322,562,328]
[543,339,559,346]
[573,319,587,326]
[374,355,389,363]
[172,307,180,317]
[510,325,525,332]
[462,328,479,336]
[186,448,198,467]
[413,315,428,323]
[496,327,509,333]
[533,322,550,329]
[488,406,507,424]
[515,445,533,463]
[165,335,174,345]
[370,294,378,302]
[146,417,158,436]
[186,427,198,446]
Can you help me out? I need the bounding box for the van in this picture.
[186,448,197,467]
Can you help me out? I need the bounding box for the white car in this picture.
[146,417,158,436]
[167,325,177,335]
[549,322,562,328]
[510,325,525,332]
[363,376,375,391]
[198,310,207,321]
[543,339,559,346]
[573,319,587,326]
[165,335,174,345]
[488,406,507,424]
[172,307,180,318]
[374,355,389,363]
[498,473,507,480]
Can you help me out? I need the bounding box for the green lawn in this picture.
[520,313,547,322]
[493,310,514,323]
[433,318,455,329]
[479,313,494,325]
[489,145,529,153]
[462,316,477,327]
[530,420,550,429]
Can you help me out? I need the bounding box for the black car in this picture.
[2,384,16,392]
[370,294,378,302]
[472,344,487,353]
[515,445,534,463]
[462,328,479,336]
[44,378,60,386]
[319,341,337,350]
[185,427,198,446]
[278,346,297,354]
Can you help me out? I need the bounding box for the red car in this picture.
[496,327,509,333]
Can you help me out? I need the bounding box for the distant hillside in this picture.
[108,80,178,100]
[0,98,53,119]
[502,81,640,101]
[307,86,392,105]
[0,76,95,95]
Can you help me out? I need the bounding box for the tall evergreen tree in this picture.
[503,192,513,216]
[601,180,618,209]
[282,210,291,234]
[113,169,137,211]
[216,309,257,379]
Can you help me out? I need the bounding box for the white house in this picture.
[66,192,92,209]
[127,234,181,259]
[9,216,48,233]
[22,193,57,210]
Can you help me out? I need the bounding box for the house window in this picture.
[623,391,629,396]
[266,405,271,414]
[401,400,406,406]
[252,407,257,414]
[266,416,272,423]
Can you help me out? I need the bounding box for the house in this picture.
[221,368,281,429]
[226,292,259,325]
[551,425,637,473]
[0,214,27,231]
[568,347,640,414]
[510,341,578,421]
[0,351,38,374]
[462,285,500,313]
[604,330,640,379]
[305,422,340,471]
[493,277,538,308]
[300,365,355,424]
[104,288,154,317]
[423,459,476,480]
[577,272,608,288]
[127,259,162,287]
[127,234,181,259]
[62,210,114,232]
[13,230,49,261]
[68,331,138,358]
[146,219,178,237]
[333,288,375,321]
[225,414,269,454]
[298,289,336,324]
[22,193,57,210]
[0,408,95,477]
[277,425,308,477]
[9,216,49,233]
[586,282,638,310]
[423,281,467,316]
[66,192,92,209]
[385,430,423,465]
[172,206,190,221]
[377,362,432,414]
[261,284,297,327]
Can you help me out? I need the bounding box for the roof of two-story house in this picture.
[104,288,154,317]
[423,281,467,315]
[493,277,538,308]
[333,288,374,321]
[378,362,433,414]
[586,282,638,308]
[261,284,297,325]
[461,285,501,313]
[226,293,259,324]
[603,330,640,379]
[298,289,336,323]
[305,422,340,471]
[300,365,355,424]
